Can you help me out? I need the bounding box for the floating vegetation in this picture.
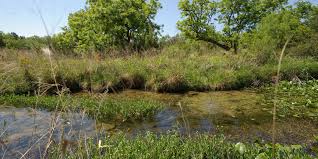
[261,80,318,120]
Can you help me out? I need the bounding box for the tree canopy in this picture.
[0,32,47,50]
[240,0,318,62]
[1,0,317,58]
[177,0,287,53]
[0,32,5,48]
[55,0,162,53]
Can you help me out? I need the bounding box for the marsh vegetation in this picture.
[0,0,318,158]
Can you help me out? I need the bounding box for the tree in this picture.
[292,0,316,24]
[52,27,76,52]
[177,0,230,51]
[0,32,5,48]
[0,32,47,50]
[3,32,25,49]
[288,1,318,58]
[305,1,318,32]
[242,3,318,62]
[248,10,308,50]
[218,0,287,53]
[59,0,162,53]
[9,32,19,40]
[177,0,287,53]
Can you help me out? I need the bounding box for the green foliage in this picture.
[242,1,318,63]
[177,0,287,53]
[0,32,47,50]
[218,0,287,53]
[177,0,218,40]
[0,31,5,48]
[178,0,318,57]
[218,0,286,32]
[287,2,318,58]
[177,0,229,51]
[292,0,317,24]
[1,44,318,94]
[244,11,308,62]
[52,28,77,54]
[3,32,27,49]
[57,0,162,53]
[309,7,318,31]
[49,133,312,159]
[288,32,318,58]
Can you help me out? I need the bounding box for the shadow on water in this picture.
[1,90,318,158]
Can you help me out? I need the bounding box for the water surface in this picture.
[1,90,317,158]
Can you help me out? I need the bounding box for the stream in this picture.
[1,90,317,158]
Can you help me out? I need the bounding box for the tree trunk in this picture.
[234,40,238,54]
[127,30,131,44]
[197,36,231,51]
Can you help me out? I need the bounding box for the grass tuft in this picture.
[0,94,164,122]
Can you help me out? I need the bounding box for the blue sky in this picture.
[0,0,180,37]
[0,0,317,37]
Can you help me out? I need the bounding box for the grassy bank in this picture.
[1,41,317,94]
[0,94,163,122]
[48,133,315,159]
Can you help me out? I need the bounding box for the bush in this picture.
[288,33,318,58]
[242,10,312,64]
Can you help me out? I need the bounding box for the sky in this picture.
[0,0,180,37]
[0,0,317,37]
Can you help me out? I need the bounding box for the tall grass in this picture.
[0,94,164,122]
[1,40,317,94]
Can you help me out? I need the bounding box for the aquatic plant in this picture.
[0,95,164,122]
[48,133,313,159]
[261,80,318,120]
